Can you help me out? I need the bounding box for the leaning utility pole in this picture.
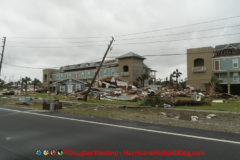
[84,37,114,101]
[0,37,6,75]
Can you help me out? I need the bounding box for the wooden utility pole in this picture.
[0,37,6,75]
[84,37,114,101]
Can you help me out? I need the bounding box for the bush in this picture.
[175,100,211,106]
[141,95,165,107]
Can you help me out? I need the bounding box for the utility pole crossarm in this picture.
[84,37,114,101]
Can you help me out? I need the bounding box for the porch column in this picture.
[227,71,231,94]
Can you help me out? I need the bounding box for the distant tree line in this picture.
[0,77,42,93]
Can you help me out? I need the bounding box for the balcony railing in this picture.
[192,66,206,73]
[121,72,129,77]
[218,77,240,84]
[219,78,227,83]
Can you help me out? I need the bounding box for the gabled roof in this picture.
[116,52,145,60]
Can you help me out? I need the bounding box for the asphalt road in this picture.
[0,105,240,160]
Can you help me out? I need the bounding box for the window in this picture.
[44,74,47,82]
[76,84,80,91]
[123,65,129,72]
[233,59,238,68]
[60,85,65,92]
[194,58,204,67]
[233,73,239,82]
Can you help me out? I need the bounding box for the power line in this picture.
[6,44,108,48]
[115,24,240,41]
[4,16,240,40]
[114,32,240,45]
[7,40,109,44]
[143,53,185,57]
[2,53,186,70]
[7,35,111,39]
[3,62,59,69]
[6,32,240,48]
[8,24,240,44]
[115,15,240,37]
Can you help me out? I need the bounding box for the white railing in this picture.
[192,66,206,73]
[121,72,129,76]
[219,78,227,83]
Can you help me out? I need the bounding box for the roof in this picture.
[116,52,145,59]
[60,59,118,72]
[215,43,240,50]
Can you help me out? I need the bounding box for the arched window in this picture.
[123,65,129,72]
[44,74,47,82]
[194,58,204,67]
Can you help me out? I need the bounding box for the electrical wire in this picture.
[114,32,240,45]
[115,15,240,37]
[2,53,186,69]
[115,24,240,41]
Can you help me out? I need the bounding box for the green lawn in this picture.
[175,99,240,112]
[27,93,141,106]
[6,93,240,112]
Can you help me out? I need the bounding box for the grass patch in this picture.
[27,93,141,106]
[175,99,240,112]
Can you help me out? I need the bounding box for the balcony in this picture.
[192,66,206,73]
[121,72,129,77]
[219,77,227,84]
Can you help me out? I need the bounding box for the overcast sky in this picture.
[0,0,240,82]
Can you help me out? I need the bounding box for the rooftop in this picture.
[215,43,240,50]
[116,52,146,59]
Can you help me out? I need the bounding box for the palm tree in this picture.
[137,73,149,87]
[209,75,222,100]
[32,78,41,92]
[22,77,32,93]
[169,74,174,86]
[0,79,5,89]
[172,69,182,90]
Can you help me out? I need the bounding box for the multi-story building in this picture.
[213,43,240,94]
[187,43,240,94]
[42,52,156,92]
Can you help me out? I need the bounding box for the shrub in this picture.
[141,95,165,107]
[175,100,211,106]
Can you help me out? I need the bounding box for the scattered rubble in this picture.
[206,114,217,119]
[160,112,167,116]
[212,100,224,103]
[191,116,199,121]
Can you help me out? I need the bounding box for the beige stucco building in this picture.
[42,52,156,91]
[187,47,214,91]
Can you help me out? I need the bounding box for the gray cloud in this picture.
[0,0,240,82]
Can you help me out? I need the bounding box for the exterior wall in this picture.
[213,56,240,85]
[213,56,240,71]
[43,54,150,90]
[42,69,58,90]
[118,58,144,85]
[52,67,119,82]
[187,47,214,91]
[218,72,240,84]
[54,79,86,93]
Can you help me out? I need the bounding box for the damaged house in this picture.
[42,52,156,93]
[187,43,240,95]
[53,79,87,94]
